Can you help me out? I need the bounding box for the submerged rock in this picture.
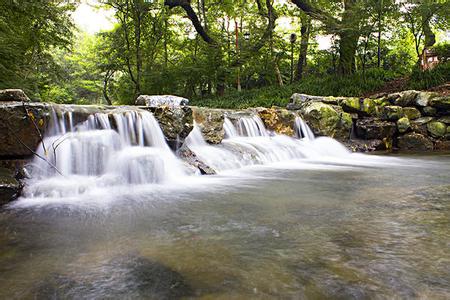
[344,139,385,152]
[355,118,396,140]
[136,95,189,107]
[0,89,30,102]
[397,133,433,151]
[0,167,21,204]
[33,254,193,300]
[300,102,352,140]
[192,107,225,144]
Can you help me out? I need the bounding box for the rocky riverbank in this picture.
[0,89,449,204]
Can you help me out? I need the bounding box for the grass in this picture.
[190,69,397,109]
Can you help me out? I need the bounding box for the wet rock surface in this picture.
[177,146,216,175]
[191,107,225,144]
[299,101,352,140]
[145,106,194,149]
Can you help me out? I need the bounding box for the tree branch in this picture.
[165,0,217,45]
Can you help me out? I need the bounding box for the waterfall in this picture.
[24,107,192,199]
[185,115,341,172]
[294,116,315,141]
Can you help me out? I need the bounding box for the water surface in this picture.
[1,154,449,299]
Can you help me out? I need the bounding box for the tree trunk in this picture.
[377,0,382,68]
[337,0,359,75]
[295,15,310,81]
[103,70,113,106]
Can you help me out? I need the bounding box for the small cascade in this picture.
[24,107,192,199]
[294,116,315,141]
[237,116,269,137]
[185,114,348,173]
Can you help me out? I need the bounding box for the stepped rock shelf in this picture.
[0,89,449,204]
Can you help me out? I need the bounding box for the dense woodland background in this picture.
[0,0,449,108]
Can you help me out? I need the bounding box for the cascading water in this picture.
[24,107,193,199]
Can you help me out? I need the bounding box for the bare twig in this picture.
[21,101,48,156]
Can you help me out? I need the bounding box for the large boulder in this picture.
[191,107,225,144]
[397,133,433,151]
[0,167,21,205]
[0,102,50,157]
[145,106,193,149]
[136,95,189,107]
[257,107,296,136]
[427,121,447,138]
[300,101,352,140]
[0,89,30,102]
[355,118,396,140]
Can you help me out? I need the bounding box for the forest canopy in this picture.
[0,0,449,107]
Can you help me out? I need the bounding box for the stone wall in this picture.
[288,90,450,152]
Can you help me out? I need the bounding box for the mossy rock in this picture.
[438,116,450,124]
[397,117,411,133]
[257,107,295,136]
[395,90,418,107]
[415,92,439,107]
[422,106,437,116]
[380,106,404,121]
[429,96,450,110]
[402,107,421,120]
[301,101,352,140]
[427,121,447,138]
[340,98,376,116]
[412,116,434,126]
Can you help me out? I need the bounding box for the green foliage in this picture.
[191,69,395,109]
[408,61,450,90]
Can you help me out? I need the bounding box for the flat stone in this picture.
[0,89,30,102]
[412,117,434,126]
[136,95,189,107]
[402,107,421,120]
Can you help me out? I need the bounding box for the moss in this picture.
[397,117,411,133]
[427,121,447,137]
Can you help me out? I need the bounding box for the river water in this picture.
[1,153,449,299]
